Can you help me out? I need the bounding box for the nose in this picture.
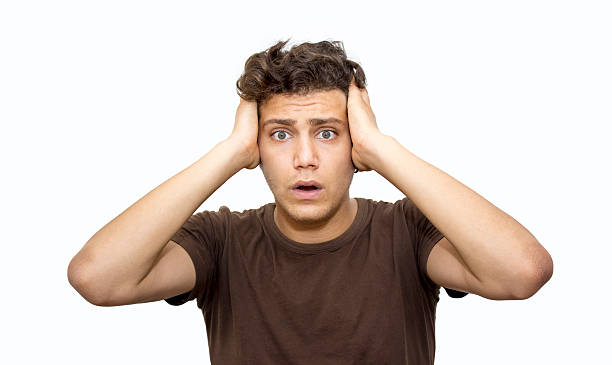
[293,134,318,170]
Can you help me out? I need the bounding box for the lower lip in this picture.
[292,188,323,199]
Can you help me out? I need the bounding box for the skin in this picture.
[231,79,552,298]
[257,89,359,244]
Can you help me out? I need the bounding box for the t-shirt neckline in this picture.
[264,197,368,254]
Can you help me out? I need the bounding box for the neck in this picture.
[274,196,358,244]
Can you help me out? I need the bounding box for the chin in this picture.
[277,194,336,225]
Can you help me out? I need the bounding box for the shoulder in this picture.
[215,203,270,237]
[359,196,416,219]
[200,202,269,220]
[224,202,269,221]
[356,197,413,231]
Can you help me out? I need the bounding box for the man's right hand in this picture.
[228,98,260,170]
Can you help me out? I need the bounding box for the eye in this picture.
[271,130,290,141]
[271,129,337,141]
[317,130,337,140]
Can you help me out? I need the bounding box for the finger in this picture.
[348,78,364,105]
[361,88,370,105]
[348,78,358,97]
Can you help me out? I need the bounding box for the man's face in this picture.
[258,88,355,225]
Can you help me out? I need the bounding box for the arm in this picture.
[346,81,553,300]
[67,99,260,306]
[377,141,553,299]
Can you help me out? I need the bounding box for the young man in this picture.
[68,40,553,364]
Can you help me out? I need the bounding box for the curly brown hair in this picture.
[236,39,367,109]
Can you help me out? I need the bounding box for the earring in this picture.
[354,168,359,173]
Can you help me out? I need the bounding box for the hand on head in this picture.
[229,98,260,170]
[346,77,383,172]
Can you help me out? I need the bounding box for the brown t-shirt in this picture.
[165,197,467,364]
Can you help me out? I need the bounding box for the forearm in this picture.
[365,135,549,288]
[68,137,246,298]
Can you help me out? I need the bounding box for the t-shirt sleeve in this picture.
[164,206,229,309]
[400,197,468,298]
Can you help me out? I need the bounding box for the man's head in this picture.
[235,40,366,227]
[236,39,367,117]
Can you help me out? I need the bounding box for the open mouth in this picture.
[292,185,323,199]
[296,186,319,191]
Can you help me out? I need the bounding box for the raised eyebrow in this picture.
[263,118,345,128]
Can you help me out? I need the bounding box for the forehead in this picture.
[259,89,347,122]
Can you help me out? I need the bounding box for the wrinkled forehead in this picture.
[259,89,347,123]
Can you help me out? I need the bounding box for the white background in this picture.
[1,0,610,364]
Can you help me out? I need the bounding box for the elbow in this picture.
[513,249,554,300]
[67,257,112,307]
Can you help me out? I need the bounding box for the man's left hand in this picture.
[347,79,387,172]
